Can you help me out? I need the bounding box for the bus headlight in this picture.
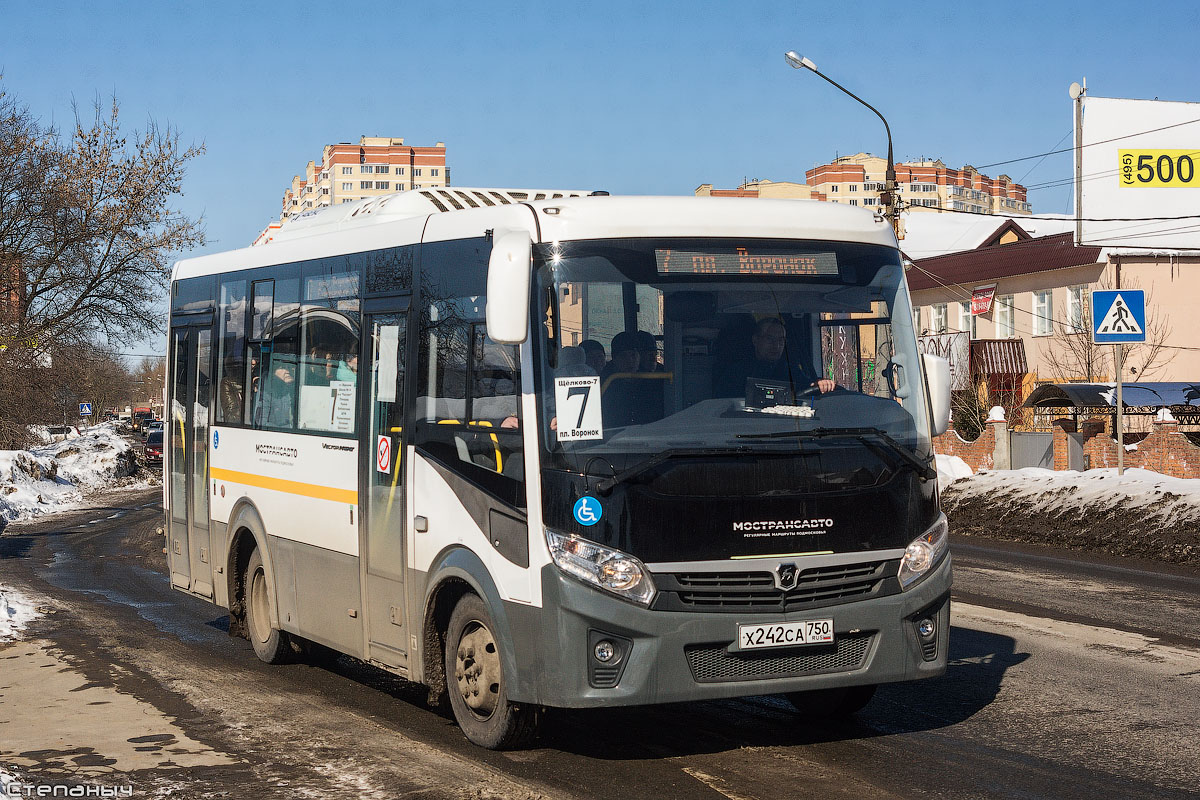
[546,530,656,606]
[898,514,949,590]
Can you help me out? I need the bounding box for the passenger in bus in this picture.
[714,317,835,398]
[335,353,359,382]
[256,362,296,428]
[634,331,663,373]
[579,339,606,375]
[600,331,640,381]
[219,357,244,421]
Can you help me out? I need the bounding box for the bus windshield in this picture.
[533,237,932,475]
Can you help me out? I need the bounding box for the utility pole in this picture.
[1070,79,1087,245]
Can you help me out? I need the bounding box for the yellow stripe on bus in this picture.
[730,551,835,559]
[210,467,358,505]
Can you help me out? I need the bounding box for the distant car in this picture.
[143,431,164,465]
[131,411,155,432]
[142,421,164,440]
[47,425,80,441]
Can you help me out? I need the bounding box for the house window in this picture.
[341,182,353,191]
[413,168,422,176]
[996,294,1015,338]
[913,307,922,333]
[1034,290,1053,335]
[931,303,947,334]
[849,184,858,192]
[360,181,373,190]
[396,167,405,175]
[849,199,858,206]
[321,187,329,195]
[396,182,406,191]
[431,168,440,176]
[1067,285,1087,332]
[375,165,389,174]
[958,301,976,339]
[360,165,372,174]
[830,185,838,193]
[375,181,389,190]
[342,166,353,175]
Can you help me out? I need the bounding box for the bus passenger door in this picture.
[167,322,215,598]
[361,303,410,668]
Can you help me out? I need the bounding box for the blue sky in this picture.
[2,1,1198,354]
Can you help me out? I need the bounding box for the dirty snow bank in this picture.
[0,423,140,529]
[943,467,1200,564]
[0,583,39,642]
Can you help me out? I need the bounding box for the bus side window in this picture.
[416,293,525,507]
[216,279,247,424]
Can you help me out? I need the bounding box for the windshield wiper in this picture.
[735,426,935,481]
[593,447,754,494]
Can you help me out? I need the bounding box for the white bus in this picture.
[166,187,953,749]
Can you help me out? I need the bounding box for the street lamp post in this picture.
[785,51,899,238]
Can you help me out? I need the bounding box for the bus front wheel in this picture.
[444,593,540,749]
[245,548,291,664]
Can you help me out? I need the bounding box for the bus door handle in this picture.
[414,515,428,532]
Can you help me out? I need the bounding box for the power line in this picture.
[974,116,1200,171]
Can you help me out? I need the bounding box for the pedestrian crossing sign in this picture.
[1091,290,1146,344]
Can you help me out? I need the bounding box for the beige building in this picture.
[806,153,1031,215]
[694,179,827,201]
[279,136,448,221]
[907,219,1200,394]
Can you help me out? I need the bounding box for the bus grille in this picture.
[651,561,898,613]
[686,633,874,683]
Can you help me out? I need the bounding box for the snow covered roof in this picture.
[1024,382,1200,410]
[900,212,1074,259]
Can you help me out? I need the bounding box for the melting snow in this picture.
[0,423,140,529]
[0,583,40,642]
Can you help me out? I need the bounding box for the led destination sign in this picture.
[655,247,839,276]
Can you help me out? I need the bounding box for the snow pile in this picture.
[0,583,39,642]
[935,453,973,491]
[943,467,1200,563]
[0,423,139,528]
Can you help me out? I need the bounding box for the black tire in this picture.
[245,548,291,664]
[785,684,877,719]
[444,594,540,749]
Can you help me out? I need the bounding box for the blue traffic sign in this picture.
[1092,290,1146,344]
[79,402,93,416]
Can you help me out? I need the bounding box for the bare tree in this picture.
[0,79,203,446]
[1040,273,1175,384]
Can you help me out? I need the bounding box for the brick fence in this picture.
[1050,417,1200,479]
[934,417,1200,478]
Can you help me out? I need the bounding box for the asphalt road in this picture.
[2,486,1198,799]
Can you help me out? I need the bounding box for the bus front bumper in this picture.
[505,554,951,708]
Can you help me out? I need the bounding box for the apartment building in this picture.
[805,152,1031,215]
[279,136,448,221]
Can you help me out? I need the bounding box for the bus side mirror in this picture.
[486,231,532,344]
[922,353,951,436]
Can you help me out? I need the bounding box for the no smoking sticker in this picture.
[376,435,391,474]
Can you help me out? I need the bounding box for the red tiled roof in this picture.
[906,232,1102,291]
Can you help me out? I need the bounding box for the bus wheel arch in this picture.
[224,501,274,640]
[421,548,521,711]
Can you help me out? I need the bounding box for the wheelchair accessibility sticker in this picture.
[573,496,603,526]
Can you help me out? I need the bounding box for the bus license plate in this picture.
[736,619,834,651]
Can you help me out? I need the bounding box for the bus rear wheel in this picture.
[245,548,291,664]
[444,593,540,749]
[785,684,877,719]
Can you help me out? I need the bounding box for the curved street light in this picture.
[785,51,899,237]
